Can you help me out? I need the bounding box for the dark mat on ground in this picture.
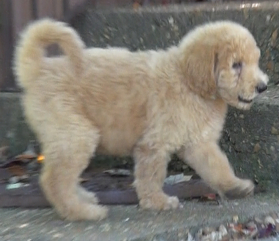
[0,167,218,208]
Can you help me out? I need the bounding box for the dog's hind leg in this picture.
[39,119,107,221]
[133,143,180,210]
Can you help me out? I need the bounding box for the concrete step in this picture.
[1,1,279,189]
[0,193,279,241]
[72,1,279,85]
[221,87,279,188]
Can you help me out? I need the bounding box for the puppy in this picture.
[14,19,268,221]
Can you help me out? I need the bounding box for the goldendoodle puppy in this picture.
[14,19,268,221]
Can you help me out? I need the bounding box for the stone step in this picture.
[72,1,279,85]
[221,87,279,188]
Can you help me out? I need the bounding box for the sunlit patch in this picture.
[37,154,45,163]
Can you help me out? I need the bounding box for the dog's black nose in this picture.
[256,83,267,93]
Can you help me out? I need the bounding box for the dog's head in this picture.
[179,21,269,110]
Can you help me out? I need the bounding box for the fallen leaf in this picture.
[266,61,274,71]
[254,143,261,152]
[6,183,29,190]
[233,224,243,232]
[79,177,90,183]
[198,193,219,204]
[203,193,217,200]
[264,216,276,226]
[258,223,276,238]
[233,215,239,223]
[271,29,278,47]
[37,154,45,163]
[7,165,27,177]
[104,169,131,177]
[15,141,38,161]
[0,146,9,161]
[9,176,20,184]
[18,223,29,228]
[133,2,141,10]
[187,232,194,241]
[164,173,192,185]
[15,154,36,161]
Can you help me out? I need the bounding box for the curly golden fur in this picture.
[14,19,268,221]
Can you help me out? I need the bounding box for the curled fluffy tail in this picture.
[14,18,85,89]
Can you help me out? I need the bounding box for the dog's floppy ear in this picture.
[181,46,218,99]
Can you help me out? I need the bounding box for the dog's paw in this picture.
[63,204,108,221]
[223,179,255,200]
[77,187,99,204]
[139,193,180,210]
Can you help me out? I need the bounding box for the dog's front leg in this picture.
[133,144,180,210]
[179,142,254,199]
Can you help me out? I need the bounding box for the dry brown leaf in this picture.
[79,177,90,183]
[271,29,278,47]
[234,224,243,232]
[15,141,38,161]
[266,61,274,71]
[15,154,37,161]
[203,193,217,200]
[198,193,219,204]
[7,165,27,177]
[133,2,141,10]
[0,146,9,157]
[0,146,10,164]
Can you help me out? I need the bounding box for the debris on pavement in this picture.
[104,169,131,177]
[197,193,219,205]
[0,146,10,163]
[0,141,40,169]
[0,141,274,241]
[191,213,279,240]
[14,141,38,162]
[164,173,192,185]
[6,183,30,190]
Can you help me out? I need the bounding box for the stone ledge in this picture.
[221,87,279,188]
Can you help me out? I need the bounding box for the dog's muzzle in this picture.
[238,96,253,104]
[256,82,267,94]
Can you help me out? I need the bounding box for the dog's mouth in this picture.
[238,96,253,104]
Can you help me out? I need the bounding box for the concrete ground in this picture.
[1,192,279,241]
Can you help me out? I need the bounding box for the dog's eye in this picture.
[232,62,242,69]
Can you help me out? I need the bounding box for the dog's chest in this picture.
[166,101,226,147]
